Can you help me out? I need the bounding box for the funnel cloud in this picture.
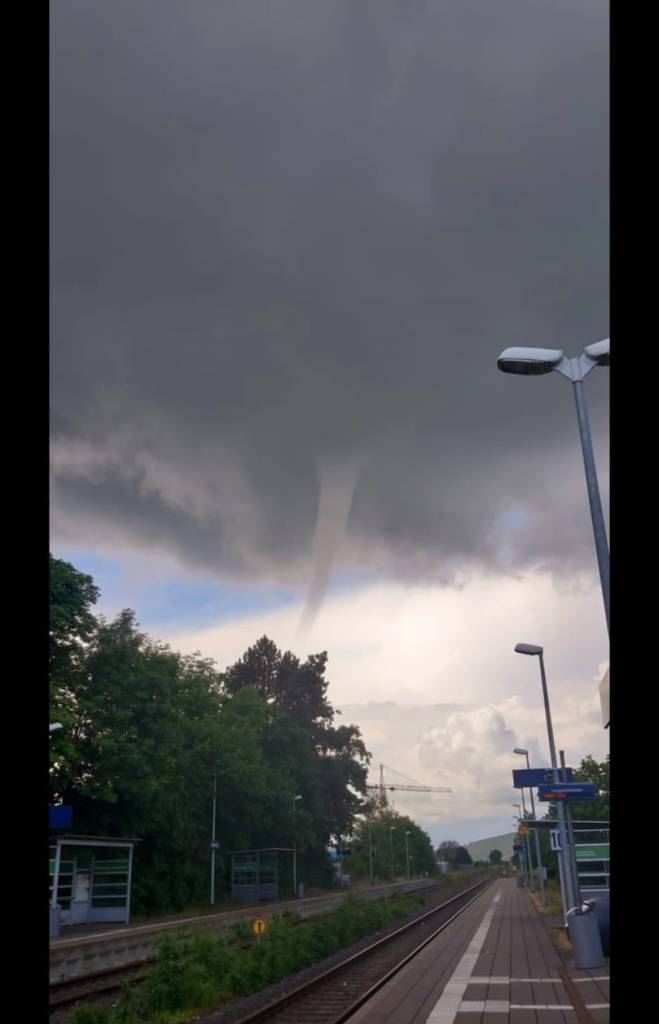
[297,454,362,639]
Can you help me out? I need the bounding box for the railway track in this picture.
[49,961,151,1013]
[49,875,494,1020]
[227,875,493,1024]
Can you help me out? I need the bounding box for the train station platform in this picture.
[348,878,609,1024]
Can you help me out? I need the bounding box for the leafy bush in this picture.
[70,892,423,1024]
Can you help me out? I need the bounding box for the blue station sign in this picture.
[49,805,73,828]
[512,767,573,789]
[537,783,598,802]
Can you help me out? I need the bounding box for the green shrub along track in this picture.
[56,871,495,1024]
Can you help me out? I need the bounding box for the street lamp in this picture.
[389,827,396,879]
[293,795,302,897]
[497,340,610,635]
[514,643,577,916]
[513,747,545,905]
[404,831,411,879]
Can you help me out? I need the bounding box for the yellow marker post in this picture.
[251,916,267,943]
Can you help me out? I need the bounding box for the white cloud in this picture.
[163,569,609,845]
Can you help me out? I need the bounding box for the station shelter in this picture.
[230,847,293,902]
[49,834,140,927]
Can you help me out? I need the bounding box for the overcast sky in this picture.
[50,1,609,846]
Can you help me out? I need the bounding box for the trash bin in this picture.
[297,882,304,899]
[588,895,609,957]
[49,905,61,938]
[567,903,604,969]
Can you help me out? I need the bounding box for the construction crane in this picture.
[366,763,452,810]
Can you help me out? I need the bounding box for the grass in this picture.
[528,878,564,917]
[69,891,425,1024]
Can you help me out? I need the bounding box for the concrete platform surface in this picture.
[346,878,609,1024]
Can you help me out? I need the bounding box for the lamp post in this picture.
[368,820,374,884]
[514,643,576,917]
[513,747,545,906]
[497,340,610,635]
[293,795,302,897]
[210,773,218,905]
[404,831,411,879]
[389,827,396,879]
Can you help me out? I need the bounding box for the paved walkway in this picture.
[347,878,609,1024]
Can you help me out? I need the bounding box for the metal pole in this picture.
[560,751,582,908]
[51,840,63,910]
[524,831,535,892]
[537,652,576,915]
[525,753,545,906]
[389,831,394,879]
[405,833,410,878]
[572,379,610,635]
[519,789,535,891]
[210,773,217,906]
[293,798,297,898]
[368,822,374,884]
[556,840,568,923]
[125,843,134,924]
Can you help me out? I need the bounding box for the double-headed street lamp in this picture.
[497,339,609,635]
[513,747,545,906]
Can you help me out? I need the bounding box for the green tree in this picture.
[49,555,99,772]
[49,563,372,912]
[221,636,370,883]
[436,839,471,867]
[349,811,436,880]
[489,849,503,864]
[545,754,609,822]
[436,840,460,865]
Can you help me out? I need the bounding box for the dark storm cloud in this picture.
[50,0,608,584]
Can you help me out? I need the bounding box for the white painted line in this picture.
[511,1005,573,1011]
[459,1000,510,1012]
[469,974,609,984]
[425,891,500,1023]
[455,1004,610,1014]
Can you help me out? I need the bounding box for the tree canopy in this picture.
[49,557,374,913]
[436,840,472,867]
[347,810,436,881]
